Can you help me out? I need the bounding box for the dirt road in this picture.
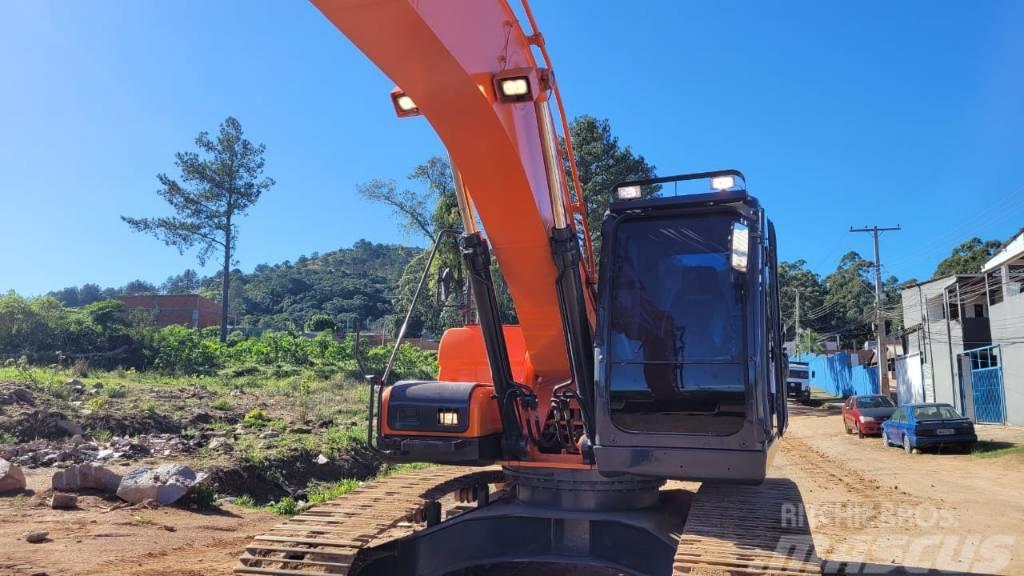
[2,408,1021,575]
[779,406,1024,575]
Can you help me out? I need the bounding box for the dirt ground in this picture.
[779,404,1024,575]
[2,407,1022,576]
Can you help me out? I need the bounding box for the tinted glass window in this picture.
[607,214,746,435]
[857,396,894,408]
[789,369,809,379]
[913,405,962,421]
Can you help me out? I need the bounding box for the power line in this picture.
[850,224,901,396]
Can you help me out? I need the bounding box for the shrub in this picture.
[178,482,218,510]
[104,384,127,398]
[210,397,232,411]
[152,325,223,375]
[71,358,90,377]
[268,496,300,516]
[233,495,258,508]
[243,408,271,428]
[366,343,437,382]
[304,314,338,334]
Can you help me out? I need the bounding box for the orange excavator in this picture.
[237,1,814,575]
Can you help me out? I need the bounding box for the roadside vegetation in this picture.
[972,441,1024,459]
[0,293,438,509]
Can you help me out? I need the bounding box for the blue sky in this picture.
[2,0,1022,296]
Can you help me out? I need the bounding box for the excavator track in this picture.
[235,466,503,576]
[237,467,821,576]
[673,480,822,575]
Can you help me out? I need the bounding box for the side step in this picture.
[235,466,503,576]
[673,479,822,575]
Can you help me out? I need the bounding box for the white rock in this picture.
[116,464,198,505]
[51,463,122,494]
[208,437,234,453]
[0,458,26,494]
[315,453,330,465]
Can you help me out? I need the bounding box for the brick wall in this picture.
[118,295,225,329]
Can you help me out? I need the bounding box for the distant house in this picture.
[898,231,1024,425]
[118,294,225,329]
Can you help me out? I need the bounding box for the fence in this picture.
[790,352,879,398]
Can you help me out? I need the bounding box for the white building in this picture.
[899,232,1023,425]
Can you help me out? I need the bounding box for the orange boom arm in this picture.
[310,0,590,389]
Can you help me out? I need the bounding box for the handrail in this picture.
[368,228,461,450]
[519,0,596,284]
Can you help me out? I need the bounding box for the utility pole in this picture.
[795,291,801,361]
[850,225,901,397]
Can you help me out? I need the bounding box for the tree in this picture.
[78,284,103,306]
[359,156,473,336]
[933,237,1002,278]
[49,286,81,307]
[564,115,657,255]
[778,259,827,339]
[305,313,338,333]
[122,116,274,341]
[122,279,157,295]
[84,299,129,334]
[161,269,200,294]
[823,252,876,348]
[356,179,435,240]
[797,328,825,355]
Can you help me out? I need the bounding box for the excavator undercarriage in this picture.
[236,466,822,576]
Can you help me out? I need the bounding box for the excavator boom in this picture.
[311,0,580,384]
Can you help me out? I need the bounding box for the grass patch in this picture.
[105,383,128,398]
[90,428,113,443]
[210,397,232,411]
[233,495,259,508]
[131,514,155,526]
[87,396,108,411]
[307,479,361,504]
[383,462,433,474]
[973,441,1024,459]
[0,431,16,446]
[268,496,300,516]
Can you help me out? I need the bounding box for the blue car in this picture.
[881,403,977,454]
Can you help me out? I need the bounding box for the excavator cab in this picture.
[593,170,788,484]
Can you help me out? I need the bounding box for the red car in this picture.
[842,394,897,437]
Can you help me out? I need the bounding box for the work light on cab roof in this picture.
[615,170,745,201]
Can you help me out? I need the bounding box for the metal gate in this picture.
[959,345,1006,424]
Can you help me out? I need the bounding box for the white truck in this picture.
[786,361,812,403]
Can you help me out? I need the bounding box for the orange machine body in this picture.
[378,325,521,439]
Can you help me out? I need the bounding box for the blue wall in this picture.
[790,352,879,398]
